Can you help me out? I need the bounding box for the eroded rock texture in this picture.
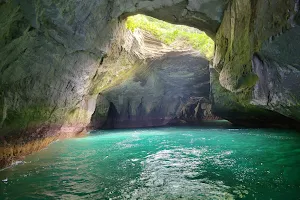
[90,29,213,129]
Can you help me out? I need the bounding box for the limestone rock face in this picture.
[211,0,300,128]
[90,29,211,129]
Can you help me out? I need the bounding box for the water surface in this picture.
[1,127,300,199]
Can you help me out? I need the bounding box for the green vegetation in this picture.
[126,14,214,59]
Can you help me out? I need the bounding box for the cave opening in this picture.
[90,14,226,130]
[2,1,300,199]
[0,0,230,171]
[125,14,215,59]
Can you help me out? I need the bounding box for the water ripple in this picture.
[1,127,300,200]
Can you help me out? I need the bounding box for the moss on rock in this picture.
[211,0,300,126]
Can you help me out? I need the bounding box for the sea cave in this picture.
[1,0,300,199]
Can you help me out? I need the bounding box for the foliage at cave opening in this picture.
[126,14,215,59]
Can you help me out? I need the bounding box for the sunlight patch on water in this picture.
[129,148,234,199]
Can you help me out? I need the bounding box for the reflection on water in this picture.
[1,127,300,199]
[124,148,237,200]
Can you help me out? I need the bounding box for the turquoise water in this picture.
[1,127,300,200]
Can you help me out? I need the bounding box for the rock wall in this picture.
[90,29,213,129]
[211,0,300,128]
